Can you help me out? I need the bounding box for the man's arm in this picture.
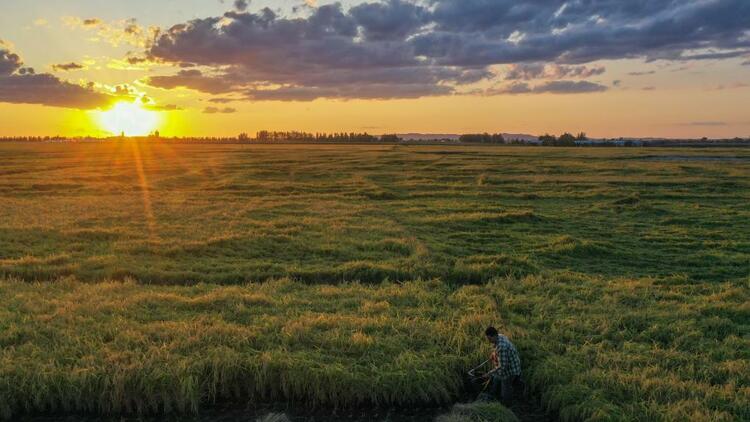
[487,348,502,375]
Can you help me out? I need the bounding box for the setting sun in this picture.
[95,102,160,136]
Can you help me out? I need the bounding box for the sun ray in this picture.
[130,141,158,241]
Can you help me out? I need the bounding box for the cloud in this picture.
[208,97,240,103]
[127,56,149,65]
[145,3,486,100]
[234,0,249,12]
[505,63,605,80]
[682,121,728,126]
[491,82,532,95]
[0,43,115,109]
[145,69,236,94]
[33,18,49,27]
[0,46,22,75]
[52,62,85,72]
[672,50,750,61]
[0,73,115,109]
[350,0,429,41]
[244,83,452,101]
[712,82,749,90]
[203,106,236,114]
[63,17,159,48]
[530,80,609,94]
[146,103,183,111]
[628,71,656,76]
[141,0,749,101]
[420,0,750,65]
[490,80,608,95]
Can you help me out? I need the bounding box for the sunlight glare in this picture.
[95,102,161,136]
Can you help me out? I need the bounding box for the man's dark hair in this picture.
[485,326,498,337]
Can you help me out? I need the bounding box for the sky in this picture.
[0,0,749,138]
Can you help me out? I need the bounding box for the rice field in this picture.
[0,142,748,421]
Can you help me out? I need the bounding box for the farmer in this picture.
[484,326,522,404]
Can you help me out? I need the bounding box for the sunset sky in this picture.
[1,0,749,138]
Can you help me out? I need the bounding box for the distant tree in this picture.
[459,133,505,143]
[539,134,557,145]
[256,131,270,141]
[576,132,587,141]
[557,133,577,146]
[238,132,249,141]
[380,134,402,142]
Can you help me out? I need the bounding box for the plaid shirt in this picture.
[492,334,522,380]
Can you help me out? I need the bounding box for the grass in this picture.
[0,142,748,421]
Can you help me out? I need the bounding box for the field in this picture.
[0,142,748,421]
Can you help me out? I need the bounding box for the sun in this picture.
[95,101,161,136]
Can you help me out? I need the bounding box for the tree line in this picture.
[253,131,403,143]
[538,132,588,146]
[458,133,506,143]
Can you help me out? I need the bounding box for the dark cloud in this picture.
[146,4,485,100]
[234,0,249,12]
[0,44,114,109]
[504,63,545,81]
[203,106,236,114]
[146,69,236,94]
[491,80,608,95]
[714,82,749,90]
[143,0,749,101]
[244,83,453,101]
[682,121,728,126]
[672,50,750,61]
[505,63,605,80]
[350,0,428,41]
[52,62,84,71]
[208,97,240,103]
[492,82,532,95]
[421,0,750,65]
[0,73,115,108]
[146,103,183,111]
[0,46,22,75]
[534,80,609,94]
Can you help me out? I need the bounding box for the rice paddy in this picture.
[0,142,748,421]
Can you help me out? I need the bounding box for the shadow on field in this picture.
[20,400,543,422]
